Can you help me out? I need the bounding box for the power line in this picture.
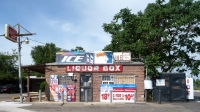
[28,38,46,45]
[20,36,46,45]
[21,37,65,50]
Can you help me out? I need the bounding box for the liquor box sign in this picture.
[113,52,131,62]
[66,65,122,72]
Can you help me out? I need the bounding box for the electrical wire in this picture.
[28,38,46,45]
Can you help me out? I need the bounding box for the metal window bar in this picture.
[101,74,135,84]
[58,75,74,84]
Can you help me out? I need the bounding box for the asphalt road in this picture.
[0,92,199,112]
[19,103,195,112]
[0,93,19,102]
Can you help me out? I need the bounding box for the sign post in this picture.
[2,24,35,103]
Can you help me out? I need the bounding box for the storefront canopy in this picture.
[22,64,46,74]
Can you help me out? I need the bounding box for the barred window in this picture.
[101,75,114,84]
[101,74,135,84]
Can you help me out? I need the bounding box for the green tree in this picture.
[71,46,85,51]
[194,79,200,90]
[31,43,61,65]
[0,50,18,81]
[102,0,200,77]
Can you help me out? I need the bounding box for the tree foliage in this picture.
[61,46,85,52]
[194,79,200,89]
[0,50,18,80]
[102,0,200,76]
[31,43,61,65]
[71,46,85,51]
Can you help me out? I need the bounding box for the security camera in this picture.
[24,38,29,44]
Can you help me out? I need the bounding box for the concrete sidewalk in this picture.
[0,101,35,112]
[0,101,196,112]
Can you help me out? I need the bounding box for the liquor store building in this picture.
[45,62,145,102]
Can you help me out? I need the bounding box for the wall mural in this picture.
[49,75,76,102]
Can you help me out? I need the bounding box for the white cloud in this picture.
[60,23,74,32]
[47,20,59,27]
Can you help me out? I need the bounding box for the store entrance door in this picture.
[80,74,93,102]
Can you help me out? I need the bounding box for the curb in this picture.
[31,101,147,106]
[194,90,200,92]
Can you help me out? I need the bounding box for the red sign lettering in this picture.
[124,88,136,92]
[101,93,110,100]
[66,65,122,72]
[125,94,134,100]
[113,88,124,92]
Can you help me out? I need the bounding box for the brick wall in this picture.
[45,65,144,102]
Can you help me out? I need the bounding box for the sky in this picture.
[0,0,156,65]
[0,0,199,78]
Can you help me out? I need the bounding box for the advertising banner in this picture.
[113,52,131,62]
[86,52,94,64]
[93,51,113,64]
[100,84,136,103]
[67,84,76,102]
[58,84,67,102]
[100,84,113,102]
[56,51,113,64]
[50,75,59,101]
[112,84,136,102]
[112,92,135,102]
[49,75,77,102]
[186,78,194,99]
[56,51,86,64]
[66,65,122,72]
[112,84,136,92]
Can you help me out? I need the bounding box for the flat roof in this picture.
[46,62,144,66]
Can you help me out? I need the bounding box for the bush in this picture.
[40,81,46,91]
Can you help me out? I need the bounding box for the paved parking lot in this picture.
[0,101,198,112]
[0,92,199,112]
[0,93,19,102]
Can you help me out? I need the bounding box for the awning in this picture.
[22,64,46,74]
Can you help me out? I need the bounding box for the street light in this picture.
[18,37,29,103]
[2,24,35,103]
